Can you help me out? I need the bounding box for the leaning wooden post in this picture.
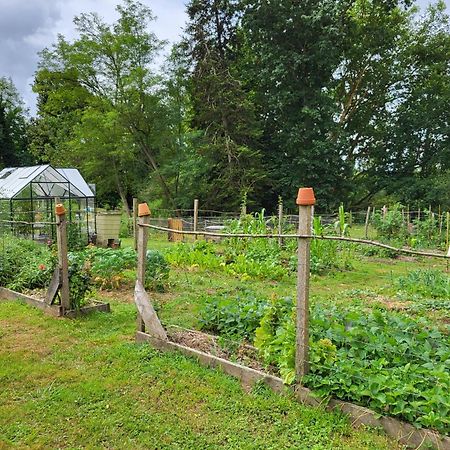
[55,203,70,312]
[132,197,138,251]
[136,203,151,332]
[193,198,199,240]
[364,206,371,239]
[295,187,315,380]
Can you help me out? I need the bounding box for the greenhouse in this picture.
[0,165,95,245]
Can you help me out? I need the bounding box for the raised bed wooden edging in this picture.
[136,331,450,450]
[0,287,110,318]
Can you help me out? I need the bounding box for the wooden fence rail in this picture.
[139,223,449,259]
[133,192,449,449]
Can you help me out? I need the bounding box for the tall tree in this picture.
[181,0,264,210]
[0,77,32,169]
[32,0,175,209]
[383,1,450,207]
[331,0,414,205]
[242,0,351,210]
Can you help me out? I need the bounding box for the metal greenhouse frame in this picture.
[0,165,96,244]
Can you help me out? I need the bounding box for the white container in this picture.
[96,211,122,246]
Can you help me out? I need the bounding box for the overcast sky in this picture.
[0,0,447,116]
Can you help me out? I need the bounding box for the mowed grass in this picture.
[1,234,443,449]
[0,301,401,450]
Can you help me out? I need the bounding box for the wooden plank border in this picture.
[0,287,62,317]
[64,302,111,318]
[136,331,450,450]
[0,287,110,318]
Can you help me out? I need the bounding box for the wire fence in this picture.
[123,206,450,246]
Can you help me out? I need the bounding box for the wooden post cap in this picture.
[138,203,151,217]
[55,204,66,216]
[296,188,316,206]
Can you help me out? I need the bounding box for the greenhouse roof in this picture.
[0,165,95,200]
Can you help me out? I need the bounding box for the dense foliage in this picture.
[0,77,33,169]
[397,268,450,299]
[0,237,169,309]
[0,236,55,292]
[5,0,444,213]
[199,289,450,433]
[199,289,267,339]
[165,212,353,280]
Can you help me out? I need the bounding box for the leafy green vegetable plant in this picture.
[199,289,268,340]
[397,269,449,299]
[145,250,169,292]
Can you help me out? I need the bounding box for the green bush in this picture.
[0,236,56,291]
[0,236,91,309]
[413,210,446,250]
[73,246,136,288]
[199,289,268,340]
[397,269,449,299]
[145,250,169,292]
[373,203,407,241]
[67,257,92,309]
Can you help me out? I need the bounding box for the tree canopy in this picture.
[0,77,33,169]
[21,0,450,212]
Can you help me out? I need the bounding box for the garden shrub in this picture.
[373,203,407,241]
[74,246,136,288]
[0,236,56,291]
[199,289,268,339]
[397,269,449,299]
[145,250,169,292]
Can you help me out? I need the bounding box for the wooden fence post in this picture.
[193,199,199,240]
[278,200,283,247]
[295,187,315,380]
[447,212,449,250]
[133,197,138,251]
[447,212,450,274]
[136,203,150,332]
[55,203,70,312]
[365,206,371,239]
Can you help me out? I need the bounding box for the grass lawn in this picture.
[1,234,446,448]
[0,301,400,449]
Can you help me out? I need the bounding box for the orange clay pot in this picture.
[55,203,66,216]
[138,203,151,217]
[296,187,316,206]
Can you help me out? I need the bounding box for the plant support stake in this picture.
[295,187,315,380]
[193,198,199,240]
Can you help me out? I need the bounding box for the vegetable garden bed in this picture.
[0,287,110,317]
[133,206,449,449]
[136,329,450,449]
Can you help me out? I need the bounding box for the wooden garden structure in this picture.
[133,190,449,450]
[0,203,109,317]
